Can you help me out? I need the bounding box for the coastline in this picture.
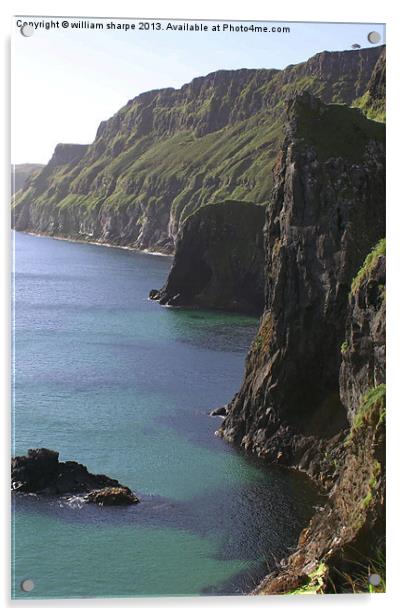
[16,230,173,259]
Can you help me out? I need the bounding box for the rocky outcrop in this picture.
[209,406,229,417]
[256,247,385,594]
[86,486,140,506]
[47,144,89,169]
[12,46,383,253]
[218,93,385,485]
[11,448,139,504]
[149,201,265,313]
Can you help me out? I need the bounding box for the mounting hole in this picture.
[21,579,34,592]
[367,31,381,44]
[20,24,34,37]
[368,573,381,587]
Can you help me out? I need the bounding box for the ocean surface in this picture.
[12,231,321,599]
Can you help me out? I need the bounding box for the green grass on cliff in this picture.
[13,47,385,238]
[293,101,385,163]
[340,341,349,355]
[350,239,386,295]
[331,547,386,593]
[349,384,386,437]
[16,113,282,228]
[361,459,382,510]
[353,90,385,123]
[289,563,328,595]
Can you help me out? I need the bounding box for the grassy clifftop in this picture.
[13,46,384,253]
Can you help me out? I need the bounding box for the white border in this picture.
[1,0,401,614]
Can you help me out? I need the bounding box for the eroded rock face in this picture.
[365,47,386,119]
[256,251,385,595]
[340,250,385,422]
[150,201,265,313]
[219,93,385,481]
[11,449,134,500]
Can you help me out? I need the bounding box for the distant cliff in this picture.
[13,46,383,253]
[150,201,265,313]
[12,164,44,195]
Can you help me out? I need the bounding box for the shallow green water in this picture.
[12,232,320,599]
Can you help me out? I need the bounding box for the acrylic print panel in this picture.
[11,16,386,599]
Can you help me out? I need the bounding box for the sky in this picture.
[11,17,385,164]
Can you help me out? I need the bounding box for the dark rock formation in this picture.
[86,486,139,506]
[209,406,229,417]
[218,93,385,483]
[11,449,138,503]
[204,89,385,593]
[12,46,383,253]
[150,201,265,313]
[256,248,385,594]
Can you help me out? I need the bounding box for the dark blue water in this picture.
[12,232,321,599]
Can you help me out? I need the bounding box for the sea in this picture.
[12,231,321,599]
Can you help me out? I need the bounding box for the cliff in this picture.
[354,47,385,122]
[256,243,385,594]
[149,200,265,313]
[339,240,386,423]
[219,92,385,468]
[215,93,385,592]
[12,163,44,195]
[13,46,383,253]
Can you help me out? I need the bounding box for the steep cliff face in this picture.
[339,241,385,422]
[13,46,383,253]
[257,246,385,594]
[354,47,385,122]
[150,201,265,313]
[219,93,385,482]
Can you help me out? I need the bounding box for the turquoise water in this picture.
[12,232,320,599]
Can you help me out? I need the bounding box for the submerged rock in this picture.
[209,406,229,417]
[86,486,139,506]
[11,448,137,504]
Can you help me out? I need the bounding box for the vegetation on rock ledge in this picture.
[350,238,386,295]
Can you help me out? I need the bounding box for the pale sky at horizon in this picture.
[12,17,385,165]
